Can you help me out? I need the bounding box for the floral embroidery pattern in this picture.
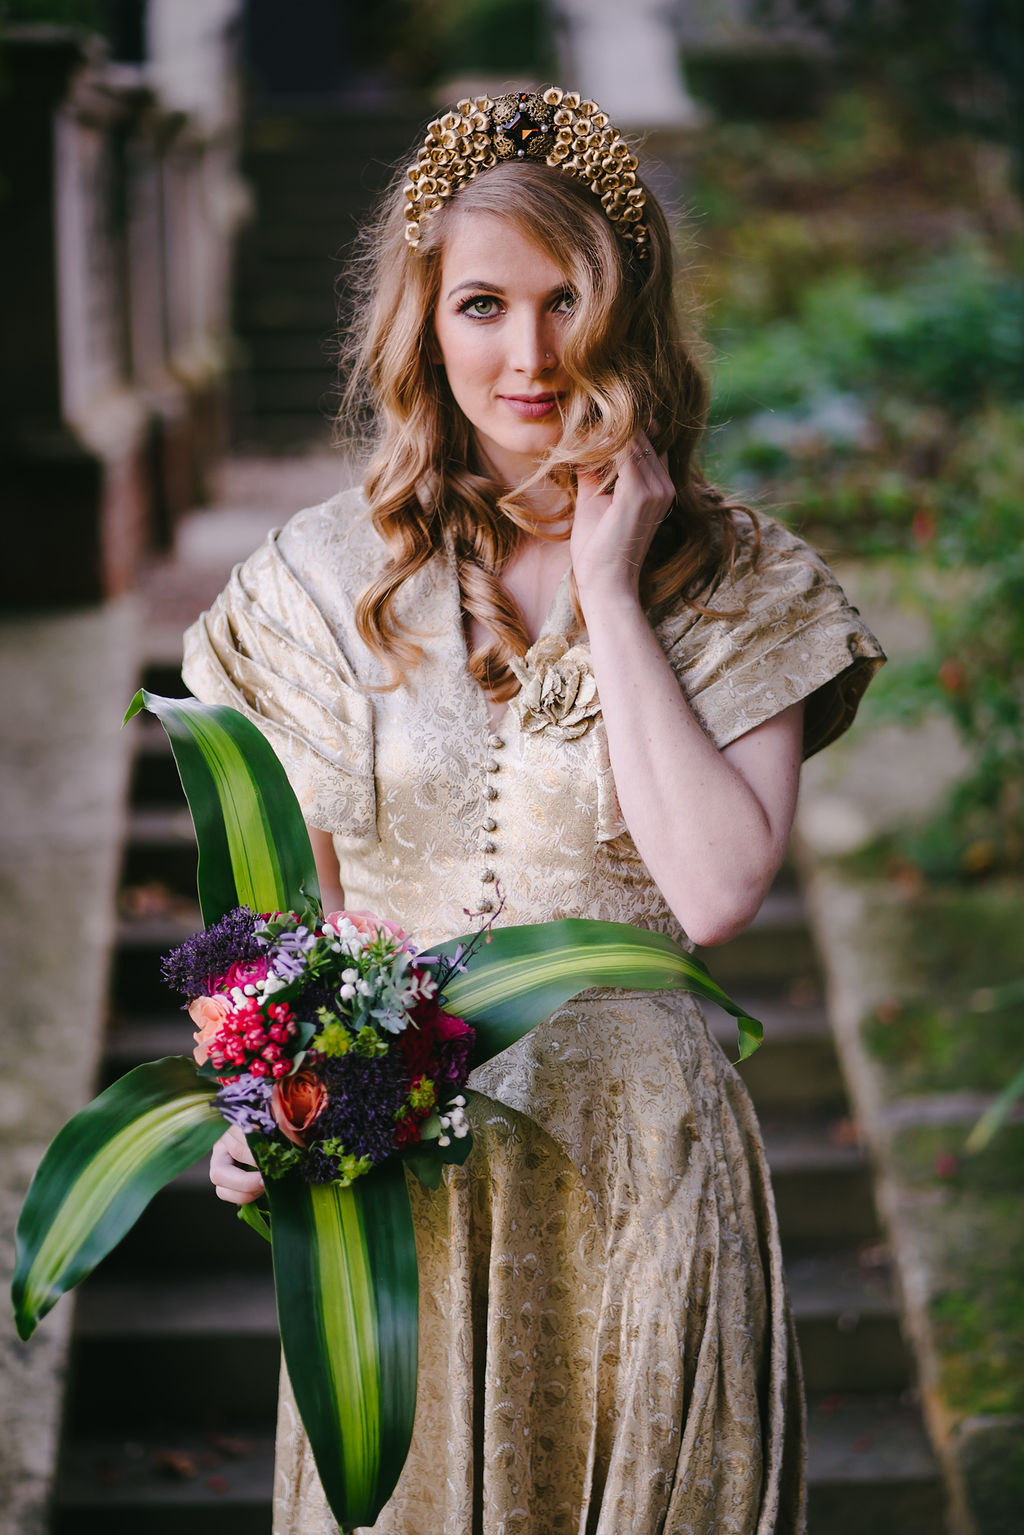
[510,635,601,741]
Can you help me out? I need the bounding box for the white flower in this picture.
[339,983,356,1001]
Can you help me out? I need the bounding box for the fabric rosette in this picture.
[12,691,763,1535]
[510,634,601,741]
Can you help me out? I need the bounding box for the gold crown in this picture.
[403,87,648,257]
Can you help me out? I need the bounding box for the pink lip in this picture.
[499,393,560,419]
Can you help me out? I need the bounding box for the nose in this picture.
[508,305,557,377]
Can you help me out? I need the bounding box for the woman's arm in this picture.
[572,435,803,947]
[308,824,345,913]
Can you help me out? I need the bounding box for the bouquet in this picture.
[165,904,477,1187]
[13,691,764,1534]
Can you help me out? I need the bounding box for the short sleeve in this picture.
[181,514,377,839]
[657,515,885,759]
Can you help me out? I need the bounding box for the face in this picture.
[433,211,574,485]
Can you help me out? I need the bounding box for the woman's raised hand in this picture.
[210,1124,266,1205]
[570,430,674,613]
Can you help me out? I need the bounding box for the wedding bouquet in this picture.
[165,903,477,1187]
[13,690,763,1534]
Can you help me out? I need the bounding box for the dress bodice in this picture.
[182,486,883,949]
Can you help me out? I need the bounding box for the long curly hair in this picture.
[338,155,754,698]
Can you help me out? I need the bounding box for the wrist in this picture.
[577,580,644,628]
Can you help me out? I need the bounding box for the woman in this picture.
[184,88,884,1535]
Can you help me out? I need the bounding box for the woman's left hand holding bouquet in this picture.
[211,1124,265,1205]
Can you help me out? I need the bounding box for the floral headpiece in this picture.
[403,86,648,258]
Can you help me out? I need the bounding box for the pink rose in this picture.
[435,1009,472,1041]
[220,957,269,991]
[271,1067,328,1147]
[325,909,407,944]
[189,994,232,1066]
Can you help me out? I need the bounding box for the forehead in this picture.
[438,210,567,290]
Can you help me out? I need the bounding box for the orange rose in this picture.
[271,1067,327,1147]
[189,994,232,1066]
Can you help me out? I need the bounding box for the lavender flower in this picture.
[214,1073,276,1135]
[271,950,308,983]
[161,907,260,999]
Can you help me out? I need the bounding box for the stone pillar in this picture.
[0,29,152,607]
[0,11,247,605]
[552,0,703,127]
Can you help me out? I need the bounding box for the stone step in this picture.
[96,1162,271,1274]
[69,1240,911,1434]
[806,1392,946,1532]
[111,913,203,1011]
[128,720,187,805]
[707,995,846,1113]
[234,329,342,373]
[138,658,191,699]
[248,366,341,414]
[698,889,819,988]
[121,807,198,892]
[762,1118,881,1253]
[53,1393,943,1534]
[52,1432,275,1535]
[66,1273,280,1428]
[786,1251,913,1393]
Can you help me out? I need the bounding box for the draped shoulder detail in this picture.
[656,513,885,759]
[181,488,379,838]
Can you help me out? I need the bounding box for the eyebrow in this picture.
[444,279,570,301]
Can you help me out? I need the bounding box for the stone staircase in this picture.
[48,647,948,1532]
[232,107,426,451]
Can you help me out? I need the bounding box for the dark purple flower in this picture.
[302,1051,407,1181]
[161,907,261,1000]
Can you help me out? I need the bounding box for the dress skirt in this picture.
[271,989,807,1535]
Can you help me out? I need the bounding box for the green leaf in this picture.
[124,690,321,926]
[238,1202,273,1243]
[965,1061,1024,1155]
[266,1160,417,1531]
[12,1058,223,1340]
[432,918,764,1062]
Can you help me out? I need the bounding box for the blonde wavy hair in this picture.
[339,156,754,698]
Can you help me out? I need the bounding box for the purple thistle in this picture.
[214,1073,276,1135]
[161,907,261,999]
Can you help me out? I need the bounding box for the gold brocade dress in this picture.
[182,489,884,1535]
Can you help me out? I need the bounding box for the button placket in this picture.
[476,732,505,912]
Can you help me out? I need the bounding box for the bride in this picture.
[185,86,883,1535]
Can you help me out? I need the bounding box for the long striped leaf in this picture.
[266,1159,417,1532]
[434,918,763,1061]
[124,690,321,926]
[13,1058,223,1340]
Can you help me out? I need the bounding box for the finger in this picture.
[215,1176,265,1206]
[223,1125,257,1167]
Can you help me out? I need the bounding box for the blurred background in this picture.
[1,3,1022,1533]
